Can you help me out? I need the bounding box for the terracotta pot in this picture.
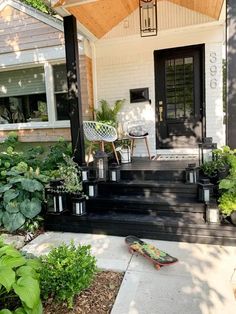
[230,211,236,226]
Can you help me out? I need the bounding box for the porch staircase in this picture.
[45,159,236,246]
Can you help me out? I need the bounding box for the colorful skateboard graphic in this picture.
[125,235,178,270]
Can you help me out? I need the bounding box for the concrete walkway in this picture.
[23,232,236,314]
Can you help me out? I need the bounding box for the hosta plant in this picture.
[0,240,42,314]
[0,162,48,232]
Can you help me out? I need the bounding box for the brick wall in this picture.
[0,128,71,143]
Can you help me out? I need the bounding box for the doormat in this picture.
[152,154,199,161]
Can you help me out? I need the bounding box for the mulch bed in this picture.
[43,271,124,314]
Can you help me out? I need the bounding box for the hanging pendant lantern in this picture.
[139,0,158,37]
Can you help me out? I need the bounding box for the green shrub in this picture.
[219,192,236,216]
[0,162,49,232]
[96,99,125,126]
[0,240,42,314]
[40,242,97,308]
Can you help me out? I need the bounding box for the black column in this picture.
[226,0,236,149]
[63,15,85,165]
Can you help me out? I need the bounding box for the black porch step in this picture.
[86,194,204,217]
[97,181,198,198]
[120,169,185,181]
[44,212,236,246]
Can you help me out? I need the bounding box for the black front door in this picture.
[154,45,204,149]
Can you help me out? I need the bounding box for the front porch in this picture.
[45,158,236,245]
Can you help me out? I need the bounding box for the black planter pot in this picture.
[230,211,236,226]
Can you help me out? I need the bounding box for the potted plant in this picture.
[58,156,86,216]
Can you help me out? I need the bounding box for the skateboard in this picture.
[125,235,178,270]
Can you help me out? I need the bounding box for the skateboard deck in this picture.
[125,235,178,270]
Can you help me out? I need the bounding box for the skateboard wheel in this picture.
[129,248,136,254]
[154,264,161,270]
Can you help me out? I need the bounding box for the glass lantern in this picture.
[72,195,86,216]
[205,202,220,224]
[109,164,121,182]
[87,180,98,198]
[81,165,89,182]
[45,187,67,214]
[94,150,108,181]
[198,179,214,203]
[185,163,199,184]
[199,137,217,165]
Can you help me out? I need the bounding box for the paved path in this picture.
[23,232,236,314]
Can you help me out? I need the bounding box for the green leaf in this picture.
[219,179,235,190]
[0,255,25,268]
[24,300,42,314]
[2,212,25,232]
[13,277,40,309]
[16,266,38,280]
[3,189,19,203]
[6,202,20,214]
[25,259,42,271]
[0,245,22,258]
[0,310,13,314]
[0,266,15,292]
[0,184,12,194]
[20,199,41,219]
[21,179,44,192]
[14,308,26,314]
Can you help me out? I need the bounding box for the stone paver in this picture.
[23,232,236,314]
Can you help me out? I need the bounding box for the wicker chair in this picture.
[83,121,119,165]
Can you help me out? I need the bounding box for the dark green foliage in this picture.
[96,99,125,126]
[40,242,97,308]
[0,162,48,232]
[0,240,42,314]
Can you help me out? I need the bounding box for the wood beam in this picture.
[226,0,236,149]
[63,15,85,165]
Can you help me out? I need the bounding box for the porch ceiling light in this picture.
[139,0,158,37]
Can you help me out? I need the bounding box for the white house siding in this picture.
[95,4,225,156]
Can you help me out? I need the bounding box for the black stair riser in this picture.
[120,170,185,181]
[45,219,236,246]
[97,186,197,197]
[87,200,205,213]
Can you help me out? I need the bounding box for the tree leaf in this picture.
[21,179,44,193]
[20,199,41,219]
[13,277,40,309]
[2,212,25,232]
[3,189,19,203]
[0,266,15,292]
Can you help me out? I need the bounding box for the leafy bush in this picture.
[40,242,97,308]
[0,240,42,314]
[219,192,236,216]
[96,99,125,126]
[0,162,49,232]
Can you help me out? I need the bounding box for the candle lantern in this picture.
[205,202,220,224]
[198,179,214,203]
[94,150,108,181]
[72,195,86,216]
[81,165,89,182]
[45,186,67,214]
[109,164,121,182]
[185,163,199,184]
[87,180,98,198]
[199,137,217,165]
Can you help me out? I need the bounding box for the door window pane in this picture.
[165,56,194,119]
